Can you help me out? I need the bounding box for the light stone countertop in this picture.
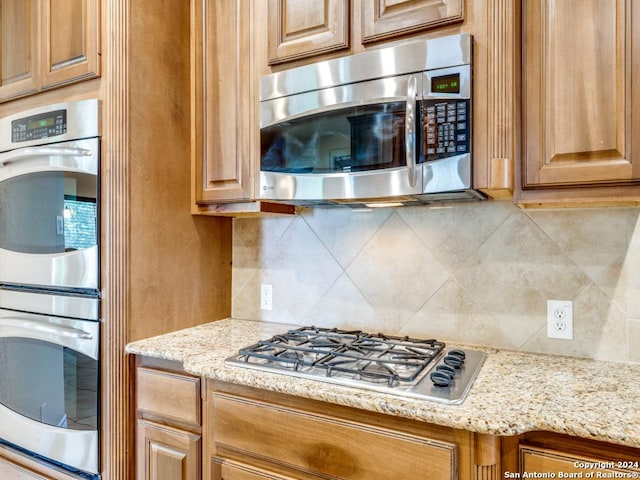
[125,318,640,448]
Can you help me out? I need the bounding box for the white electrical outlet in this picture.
[260,284,273,311]
[547,299,573,340]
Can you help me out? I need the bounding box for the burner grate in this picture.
[237,327,445,386]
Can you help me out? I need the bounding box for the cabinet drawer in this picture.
[137,367,201,427]
[521,445,640,476]
[212,393,457,480]
[212,457,298,480]
[0,459,45,480]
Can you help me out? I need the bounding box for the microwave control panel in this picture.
[421,99,470,163]
[11,109,67,143]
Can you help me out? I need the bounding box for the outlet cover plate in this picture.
[547,299,573,340]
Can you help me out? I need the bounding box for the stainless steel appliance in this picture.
[0,99,99,292]
[0,100,100,478]
[259,33,485,206]
[226,326,486,405]
[0,289,99,474]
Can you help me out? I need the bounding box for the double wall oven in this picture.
[0,100,100,478]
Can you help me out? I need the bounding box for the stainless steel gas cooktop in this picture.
[226,326,486,405]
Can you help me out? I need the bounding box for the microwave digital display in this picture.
[431,73,460,94]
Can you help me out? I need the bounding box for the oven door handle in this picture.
[0,317,94,340]
[0,146,93,166]
[405,75,418,188]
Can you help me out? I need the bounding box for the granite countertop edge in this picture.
[126,318,640,449]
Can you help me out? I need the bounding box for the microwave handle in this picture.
[0,317,94,340]
[0,146,93,167]
[405,76,418,188]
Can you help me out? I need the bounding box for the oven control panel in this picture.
[421,99,470,162]
[11,109,67,143]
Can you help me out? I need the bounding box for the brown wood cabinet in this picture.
[521,445,640,477]
[517,0,640,205]
[514,432,640,478]
[0,0,100,102]
[205,381,494,480]
[267,0,465,65]
[360,0,464,45]
[191,0,295,215]
[267,0,349,64]
[191,0,252,205]
[0,445,81,480]
[191,0,519,214]
[136,359,202,480]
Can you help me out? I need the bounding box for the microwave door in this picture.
[260,74,423,201]
[0,138,99,292]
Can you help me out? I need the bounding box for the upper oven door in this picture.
[0,137,99,292]
[260,73,423,201]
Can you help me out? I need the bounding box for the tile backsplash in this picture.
[232,201,640,362]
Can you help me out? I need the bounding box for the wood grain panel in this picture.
[361,0,463,43]
[484,0,518,193]
[0,458,48,480]
[137,368,201,428]
[0,0,39,101]
[522,0,638,187]
[137,420,201,480]
[212,392,457,480]
[267,0,348,64]
[0,442,84,479]
[101,0,131,477]
[212,457,298,480]
[192,0,254,202]
[520,445,640,477]
[40,0,99,89]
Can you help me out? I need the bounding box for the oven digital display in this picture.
[11,109,67,143]
[27,117,55,130]
[431,73,460,94]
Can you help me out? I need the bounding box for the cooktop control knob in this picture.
[432,349,468,386]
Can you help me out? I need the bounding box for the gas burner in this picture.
[227,327,486,405]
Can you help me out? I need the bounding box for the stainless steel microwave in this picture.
[259,33,485,206]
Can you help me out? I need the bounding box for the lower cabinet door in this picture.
[137,420,201,480]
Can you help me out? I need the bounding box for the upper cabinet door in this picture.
[361,0,464,44]
[267,0,349,64]
[40,0,100,89]
[0,0,40,101]
[522,0,640,188]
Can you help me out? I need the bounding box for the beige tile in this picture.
[302,273,382,331]
[234,216,343,323]
[399,278,515,347]
[301,207,392,269]
[398,200,515,271]
[455,213,592,322]
[527,207,632,281]
[521,283,627,361]
[594,252,640,319]
[346,213,450,332]
[627,319,640,363]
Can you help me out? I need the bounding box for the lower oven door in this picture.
[0,297,99,475]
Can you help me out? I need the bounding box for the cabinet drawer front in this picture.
[212,394,457,480]
[137,367,201,427]
[521,446,640,476]
[0,459,46,480]
[212,457,298,480]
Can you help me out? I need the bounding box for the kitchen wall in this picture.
[232,201,640,363]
